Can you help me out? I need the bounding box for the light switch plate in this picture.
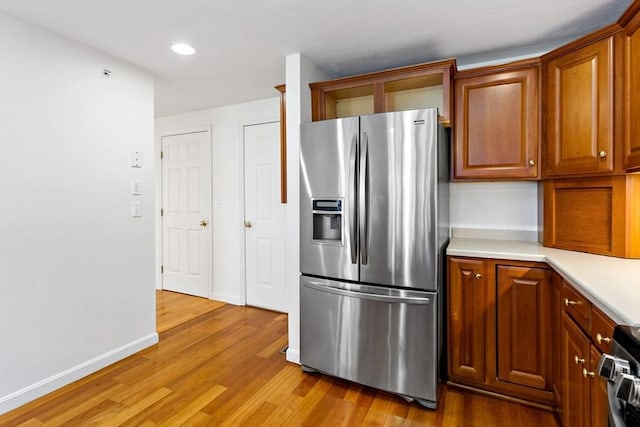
[130,151,143,168]
[131,179,141,195]
[131,201,142,217]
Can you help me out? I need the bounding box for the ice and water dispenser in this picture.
[312,199,343,244]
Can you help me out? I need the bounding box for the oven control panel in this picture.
[597,325,640,427]
[598,354,631,381]
[615,374,640,406]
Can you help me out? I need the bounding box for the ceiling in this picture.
[0,0,632,117]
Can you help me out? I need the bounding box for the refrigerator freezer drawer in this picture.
[300,275,439,406]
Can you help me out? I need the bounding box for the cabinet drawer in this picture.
[590,306,616,354]
[561,283,590,332]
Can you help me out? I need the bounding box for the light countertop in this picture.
[447,237,640,326]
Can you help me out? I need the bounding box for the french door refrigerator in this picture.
[300,108,449,408]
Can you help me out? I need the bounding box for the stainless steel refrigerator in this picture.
[299,108,449,408]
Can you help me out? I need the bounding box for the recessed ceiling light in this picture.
[171,43,196,56]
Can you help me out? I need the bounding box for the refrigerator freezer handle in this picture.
[359,132,369,265]
[303,280,432,304]
[349,135,358,264]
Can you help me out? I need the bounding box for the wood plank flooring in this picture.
[156,290,225,333]
[0,293,560,426]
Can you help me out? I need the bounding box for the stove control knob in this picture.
[615,374,640,406]
[597,354,631,381]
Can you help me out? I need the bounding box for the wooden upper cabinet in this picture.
[448,257,487,383]
[496,265,551,390]
[454,61,539,180]
[543,34,617,177]
[542,174,640,258]
[310,59,456,125]
[621,2,640,171]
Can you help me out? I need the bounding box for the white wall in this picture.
[0,13,156,414]
[155,97,280,305]
[284,54,329,364]
[450,182,539,240]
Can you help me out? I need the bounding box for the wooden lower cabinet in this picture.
[561,312,591,427]
[448,257,487,382]
[448,256,616,425]
[551,273,564,406]
[496,265,551,390]
[560,313,610,427]
[448,257,554,405]
[590,345,609,427]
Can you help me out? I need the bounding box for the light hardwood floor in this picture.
[156,290,226,333]
[0,292,560,426]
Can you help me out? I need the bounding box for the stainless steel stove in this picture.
[598,325,640,426]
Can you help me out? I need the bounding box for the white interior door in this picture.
[244,122,287,313]
[161,131,211,298]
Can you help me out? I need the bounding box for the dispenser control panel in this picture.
[311,198,344,244]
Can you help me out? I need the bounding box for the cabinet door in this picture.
[542,175,640,259]
[624,10,640,170]
[448,257,487,383]
[561,313,591,427]
[496,266,551,389]
[589,345,609,427]
[551,273,564,406]
[454,67,539,179]
[545,37,614,176]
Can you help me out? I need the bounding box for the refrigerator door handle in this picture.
[359,132,369,265]
[302,280,432,305]
[348,135,358,264]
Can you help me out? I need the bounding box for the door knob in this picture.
[200,220,208,227]
[244,221,253,228]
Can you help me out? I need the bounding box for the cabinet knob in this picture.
[474,273,482,280]
[596,333,612,345]
[583,368,595,378]
[599,150,607,158]
[574,355,585,365]
[528,159,535,166]
[564,298,579,307]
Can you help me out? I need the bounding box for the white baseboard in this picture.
[286,347,300,365]
[0,332,158,415]
[211,292,243,306]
